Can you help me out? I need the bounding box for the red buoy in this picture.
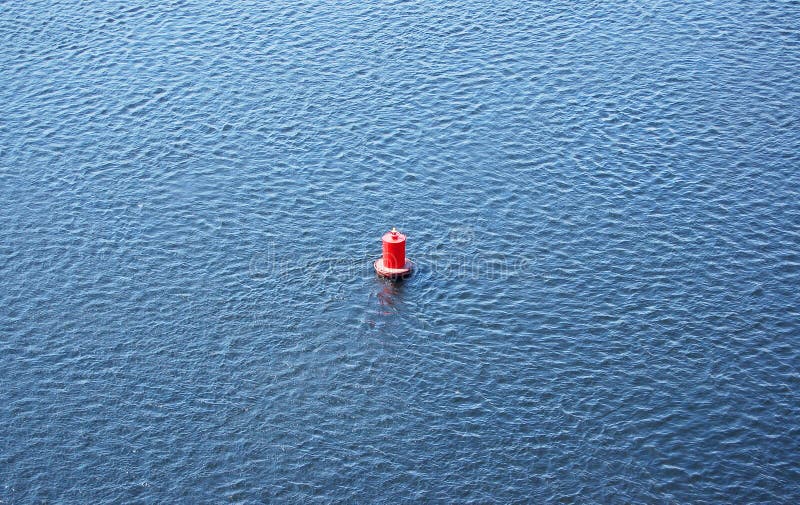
[374,227,413,278]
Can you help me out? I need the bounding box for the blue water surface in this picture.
[2,0,800,503]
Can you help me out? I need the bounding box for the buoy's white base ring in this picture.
[374,258,413,278]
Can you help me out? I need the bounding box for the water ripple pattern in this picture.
[2,0,800,503]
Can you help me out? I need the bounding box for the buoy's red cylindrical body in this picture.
[381,230,406,268]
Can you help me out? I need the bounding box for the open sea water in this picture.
[2,0,800,503]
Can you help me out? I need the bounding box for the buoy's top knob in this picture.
[382,228,406,243]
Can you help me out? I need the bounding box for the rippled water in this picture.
[2,0,800,502]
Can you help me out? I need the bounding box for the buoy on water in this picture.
[374,227,413,278]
